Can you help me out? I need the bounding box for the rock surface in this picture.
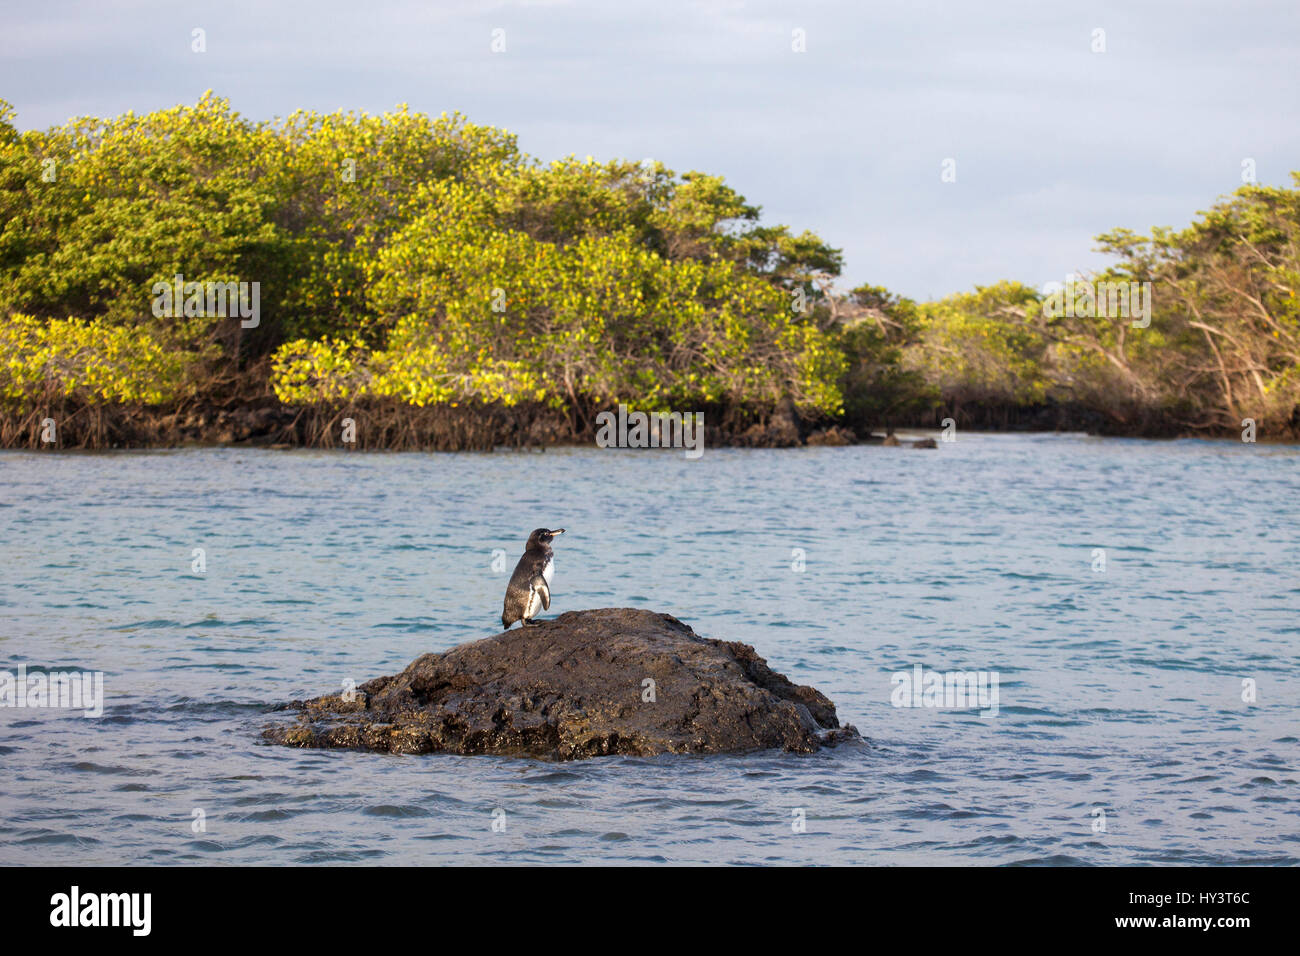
[264,608,860,760]
[805,426,856,446]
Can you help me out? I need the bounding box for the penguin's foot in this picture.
[521,619,539,627]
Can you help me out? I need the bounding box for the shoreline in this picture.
[2,400,1292,451]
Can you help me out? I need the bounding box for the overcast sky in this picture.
[2,0,1297,299]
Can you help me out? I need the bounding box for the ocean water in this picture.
[1,433,1297,866]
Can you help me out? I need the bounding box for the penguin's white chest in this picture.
[524,558,555,620]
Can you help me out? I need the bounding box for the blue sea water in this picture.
[0,433,1297,865]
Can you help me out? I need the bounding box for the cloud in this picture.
[2,0,1296,298]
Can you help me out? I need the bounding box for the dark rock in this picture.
[806,426,855,446]
[765,416,802,447]
[731,397,805,448]
[734,418,801,448]
[263,608,860,760]
[881,434,901,446]
[911,437,938,448]
[526,416,564,445]
[770,396,804,445]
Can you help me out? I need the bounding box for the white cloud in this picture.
[2,0,1296,297]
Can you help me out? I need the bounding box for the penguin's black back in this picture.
[506,543,551,591]
[501,535,554,627]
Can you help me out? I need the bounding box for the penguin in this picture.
[501,528,565,629]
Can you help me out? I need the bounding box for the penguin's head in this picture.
[526,528,565,549]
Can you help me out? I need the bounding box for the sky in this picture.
[2,0,1297,299]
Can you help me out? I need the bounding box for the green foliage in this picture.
[0,313,203,405]
[2,94,843,417]
[897,179,1300,433]
[3,93,1296,435]
[907,281,1051,405]
[1088,178,1300,427]
[0,94,278,329]
[834,284,936,423]
[277,205,843,411]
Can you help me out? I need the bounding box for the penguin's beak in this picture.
[552,528,566,535]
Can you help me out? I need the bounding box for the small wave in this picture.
[67,761,144,776]
[362,804,430,818]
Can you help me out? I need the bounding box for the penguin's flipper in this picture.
[530,576,551,611]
